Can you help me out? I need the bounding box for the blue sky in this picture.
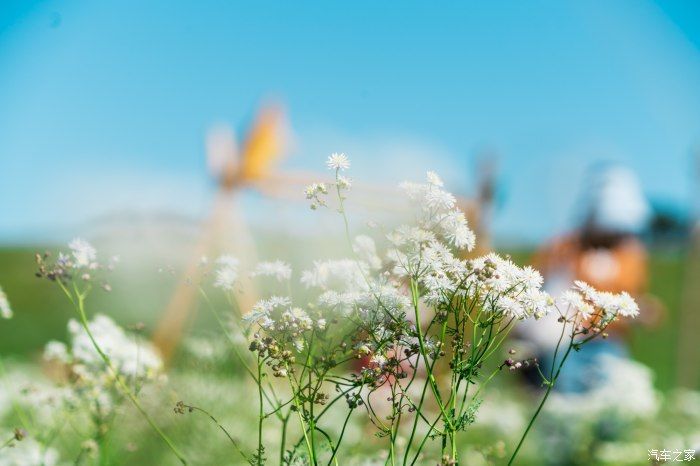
[1,0,700,244]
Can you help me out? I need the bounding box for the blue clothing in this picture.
[539,339,627,393]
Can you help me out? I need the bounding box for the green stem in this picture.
[61,282,187,464]
[327,409,352,466]
[280,413,290,465]
[409,414,442,466]
[257,358,265,465]
[287,375,315,464]
[306,348,318,466]
[508,341,574,465]
[403,300,450,465]
[184,404,248,461]
[410,280,452,429]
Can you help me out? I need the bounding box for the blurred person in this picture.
[519,164,660,392]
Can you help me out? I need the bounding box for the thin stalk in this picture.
[507,336,574,465]
[326,409,352,466]
[59,282,187,464]
[257,358,265,465]
[287,375,315,464]
[410,280,452,429]
[409,413,443,466]
[178,403,248,461]
[403,310,448,465]
[279,413,290,465]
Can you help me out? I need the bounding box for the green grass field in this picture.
[0,246,690,392]
[0,244,694,465]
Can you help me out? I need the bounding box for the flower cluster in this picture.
[304,182,329,210]
[41,314,163,428]
[244,296,325,354]
[466,253,554,320]
[34,238,117,290]
[397,171,476,251]
[45,314,163,388]
[304,153,353,211]
[25,239,188,465]
[564,280,640,321]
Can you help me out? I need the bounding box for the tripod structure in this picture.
[152,104,290,360]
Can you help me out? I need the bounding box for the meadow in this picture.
[0,247,685,391]
[0,162,695,466]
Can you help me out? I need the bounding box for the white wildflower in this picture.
[467,253,554,320]
[244,296,292,327]
[498,296,527,319]
[67,314,162,381]
[69,237,97,269]
[214,267,237,290]
[259,315,274,329]
[574,280,598,299]
[317,290,360,314]
[305,182,330,209]
[251,296,292,315]
[214,254,239,290]
[397,174,476,253]
[426,171,444,187]
[615,291,639,317]
[439,211,476,251]
[425,188,456,211]
[337,175,353,189]
[387,225,435,249]
[571,281,639,319]
[281,308,313,331]
[355,284,411,316]
[560,290,594,319]
[304,182,328,198]
[326,152,350,171]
